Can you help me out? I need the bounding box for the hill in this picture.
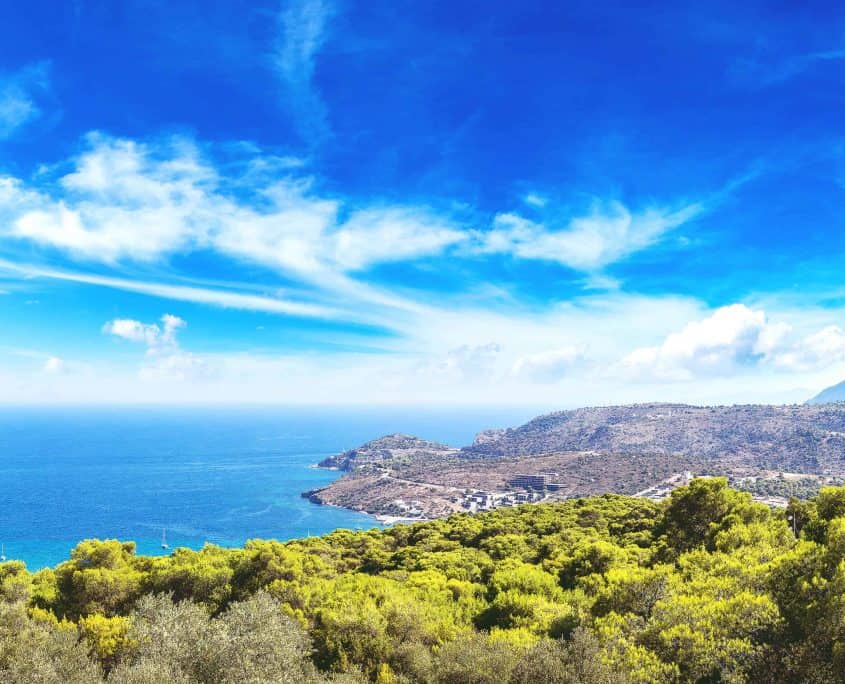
[4,480,845,682]
[317,433,457,470]
[462,403,845,470]
[307,403,845,519]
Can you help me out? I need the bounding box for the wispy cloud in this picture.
[0,130,780,404]
[511,346,586,383]
[0,134,461,314]
[522,192,547,208]
[0,133,721,317]
[471,200,703,271]
[42,356,65,374]
[420,343,502,383]
[0,257,351,321]
[6,348,87,377]
[0,130,738,392]
[273,0,335,144]
[731,47,845,87]
[0,61,50,140]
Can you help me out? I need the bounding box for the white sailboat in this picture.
[0,544,5,562]
[161,529,169,550]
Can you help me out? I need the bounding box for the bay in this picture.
[0,405,534,569]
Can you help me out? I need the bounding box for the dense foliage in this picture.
[4,479,845,682]
[732,475,845,501]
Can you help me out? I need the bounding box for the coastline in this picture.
[302,471,430,527]
[301,484,389,528]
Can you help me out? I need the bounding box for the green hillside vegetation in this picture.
[733,475,845,501]
[3,479,845,682]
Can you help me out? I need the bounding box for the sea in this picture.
[0,405,537,569]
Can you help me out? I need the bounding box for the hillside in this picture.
[308,403,845,519]
[317,433,457,470]
[463,403,845,470]
[4,481,845,682]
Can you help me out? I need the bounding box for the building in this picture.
[508,474,548,491]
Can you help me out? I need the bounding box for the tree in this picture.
[653,478,765,557]
[509,628,629,684]
[434,632,522,684]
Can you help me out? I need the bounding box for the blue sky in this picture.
[1,0,845,405]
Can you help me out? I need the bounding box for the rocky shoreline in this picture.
[300,485,429,524]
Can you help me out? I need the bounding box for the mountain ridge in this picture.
[461,402,845,469]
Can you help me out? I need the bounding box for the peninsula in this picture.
[304,402,845,521]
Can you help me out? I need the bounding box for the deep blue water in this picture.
[0,406,536,569]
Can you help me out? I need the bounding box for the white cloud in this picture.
[772,326,845,371]
[6,350,89,378]
[103,313,210,382]
[9,131,841,405]
[4,135,463,306]
[12,135,214,262]
[0,132,721,347]
[512,346,585,382]
[523,192,547,208]
[621,304,845,381]
[273,0,334,143]
[621,304,788,380]
[473,201,702,271]
[423,343,502,382]
[580,273,621,291]
[331,207,466,271]
[0,62,49,140]
[0,175,43,217]
[42,356,64,374]
[0,258,345,321]
[3,293,844,406]
[103,315,183,350]
[138,349,211,383]
[3,132,714,297]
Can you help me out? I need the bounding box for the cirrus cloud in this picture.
[4,134,465,291]
[0,61,50,140]
[472,200,703,272]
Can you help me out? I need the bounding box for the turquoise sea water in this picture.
[0,406,535,569]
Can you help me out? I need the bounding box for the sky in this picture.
[1,0,845,406]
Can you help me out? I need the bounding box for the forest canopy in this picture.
[2,479,845,682]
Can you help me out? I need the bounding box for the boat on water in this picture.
[161,529,169,550]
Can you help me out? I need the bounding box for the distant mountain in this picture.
[463,402,845,472]
[807,380,845,405]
